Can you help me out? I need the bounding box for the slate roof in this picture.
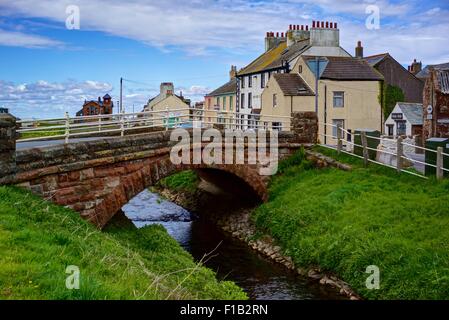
[416,62,449,79]
[435,68,449,94]
[207,77,237,96]
[304,56,384,81]
[238,39,310,76]
[396,102,423,125]
[273,73,314,96]
[364,53,389,67]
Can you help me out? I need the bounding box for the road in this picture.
[16,137,111,150]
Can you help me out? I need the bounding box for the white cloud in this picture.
[0,79,113,118]
[0,28,62,48]
[0,0,447,64]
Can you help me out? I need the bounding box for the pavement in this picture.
[16,137,111,150]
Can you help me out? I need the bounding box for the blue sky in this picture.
[0,0,448,119]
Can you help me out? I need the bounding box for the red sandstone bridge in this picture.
[0,111,317,228]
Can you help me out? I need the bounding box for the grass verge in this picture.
[252,147,449,299]
[0,186,246,300]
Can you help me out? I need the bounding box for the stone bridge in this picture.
[0,112,317,228]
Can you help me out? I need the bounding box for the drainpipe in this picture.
[324,85,327,144]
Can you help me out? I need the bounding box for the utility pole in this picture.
[120,77,123,113]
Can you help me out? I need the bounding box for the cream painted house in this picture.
[143,82,191,127]
[204,66,237,127]
[261,55,383,143]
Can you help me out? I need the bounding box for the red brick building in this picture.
[423,68,449,139]
[76,94,113,117]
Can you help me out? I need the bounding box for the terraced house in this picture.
[260,55,383,144]
[204,66,237,127]
[236,21,351,129]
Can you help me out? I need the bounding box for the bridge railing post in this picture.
[396,136,403,173]
[0,113,17,182]
[120,110,125,137]
[436,146,444,180]
[64,112,70,144]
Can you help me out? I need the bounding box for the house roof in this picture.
[238,40,310,76]
[416,62,449,79]
[207,77,237,96]
[396,102,423,125]
[303,56,384,81]
[435,68,449,94]
[364,53,389,67]
[273,73,314,96]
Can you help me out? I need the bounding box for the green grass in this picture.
[157,170,199,193]
[253,148,449,299]
[0,186,246,300]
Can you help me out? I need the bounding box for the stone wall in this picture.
[0,113,16,178]
[291,111,318,144]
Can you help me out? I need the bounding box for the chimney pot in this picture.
[297,25,300,30]
[306,25,309,30]
[276,32,279,37]
[312,20,315,28]
[326,21,329,28]
[334,22,337,28]
[281,32,284,37]
[321,21,324,28]
[301,25,304,30]
[289,24,292,30]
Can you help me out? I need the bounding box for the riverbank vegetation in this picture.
[0,186,246,300]
[252,147,449,299]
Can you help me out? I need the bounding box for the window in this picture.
[241,77,245,89]
[216,97,220,107]
[248,75,252,88]
[332,119,345,138]
[333,92,344,108]
[248,92,252,108]
[396,121,406,136]
[223,96,226,110]
[241,93,245,109]
[273,94,277,108]
[272,122,282,131]
[229,96,233,111]
[298,65,303,73]
[261,73,265,88]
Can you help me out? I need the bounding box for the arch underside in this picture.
[69,155,268,228]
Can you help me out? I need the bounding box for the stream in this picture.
[122,189,344,300]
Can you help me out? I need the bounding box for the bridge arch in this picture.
[88,156,269,227]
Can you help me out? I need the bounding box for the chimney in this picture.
[355,40,363,58]
[286,22,311,47]
[98,96,101,102]
[229,65,237,80]
[265,31,283,51]
[408,59,422,75]
[310,20,340,47]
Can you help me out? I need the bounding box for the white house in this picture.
[384,102,423,137]
[236,21,351,129]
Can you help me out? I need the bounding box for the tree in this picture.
[381,84,405,119]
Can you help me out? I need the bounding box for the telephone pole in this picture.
[120,77,123,113]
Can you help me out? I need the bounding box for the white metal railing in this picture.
[318,122,448,180]
[16,108,292,143]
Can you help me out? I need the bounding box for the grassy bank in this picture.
[156,170,199,193]
[253,147,449,299]
[0,186,246,300]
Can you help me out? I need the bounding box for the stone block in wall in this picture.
[0,113,16,178]
[290,112,318,144]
